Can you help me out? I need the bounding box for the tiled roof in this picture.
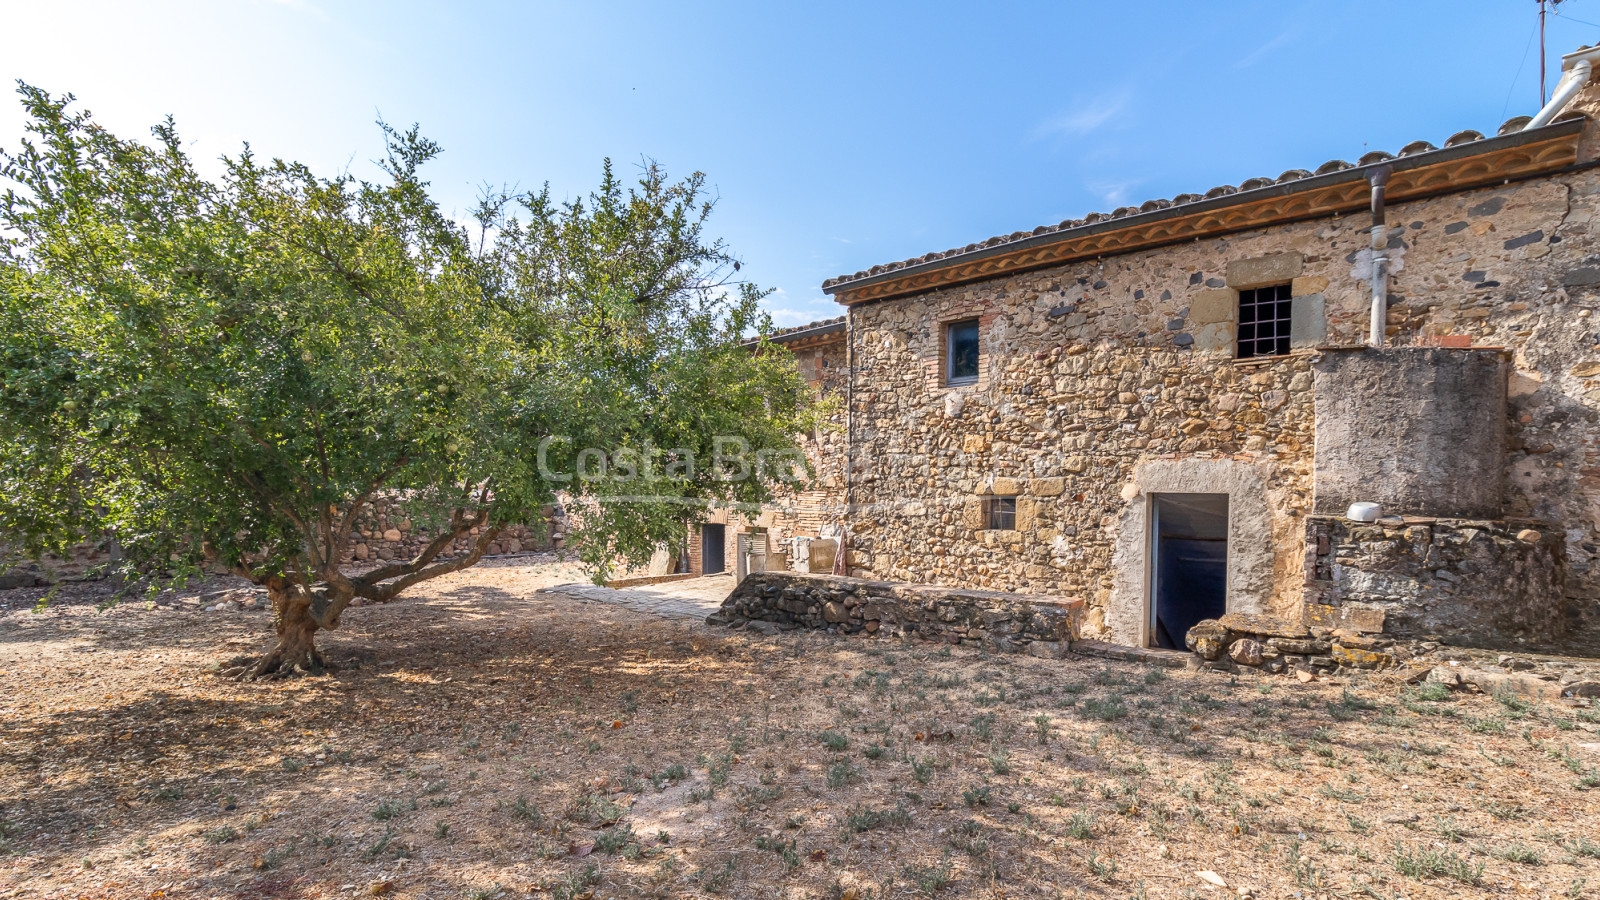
[765,316,845,341]
[822,115,1545,292]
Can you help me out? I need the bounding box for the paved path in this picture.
[535,574,734,622]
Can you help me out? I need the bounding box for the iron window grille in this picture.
[1236,284,1293,359]
[947,319,980,383]
[987,496,1017,530]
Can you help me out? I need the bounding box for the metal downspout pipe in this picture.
[1367,165,1392,348]
[835,307,854,577]
[1527,56,1594,130]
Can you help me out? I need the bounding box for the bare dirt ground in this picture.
[2,558,1598,900]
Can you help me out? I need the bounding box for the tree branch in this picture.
[354,507,484,586]
[359,523,502,603]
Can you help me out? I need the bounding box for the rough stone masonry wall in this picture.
[846,156,1600,644]
[759,338,849,543]
[1304,516,1568,650]
[714,571,1081,657]
[340,497,562,565]
[849,288,1318,642]
[0,498,563,585]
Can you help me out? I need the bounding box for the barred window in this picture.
[1237,284,1293,359]
[986,496,1017,530]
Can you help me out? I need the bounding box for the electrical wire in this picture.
[1504,21,1539,123]
[1551,10,1600,28]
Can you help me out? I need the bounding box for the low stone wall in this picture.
[3,499,566,584]
[342,499,564,564]
[1184,613,1600,697]
[1303,515,1567,649]
[711,571,1082,656]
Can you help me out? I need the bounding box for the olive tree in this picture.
[0,85,812,675]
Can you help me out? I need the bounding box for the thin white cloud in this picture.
[1233,28,1300,70]
[762,288,837,327]
[1033,90,1132,139]
[767,308,821,325]
[1087,178,1142,209]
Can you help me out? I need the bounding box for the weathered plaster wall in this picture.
[1312,348,1509,518]
[844,161,1600,644]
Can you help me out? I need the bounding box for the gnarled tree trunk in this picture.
[247,582,348,678]
[237,515,502,679]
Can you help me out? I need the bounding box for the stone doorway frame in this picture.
[1108,459,1275,647]
[1147,492,1231,650]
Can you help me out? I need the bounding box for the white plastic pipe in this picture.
[1527,57,1593,130]
[1367,166,1391,348]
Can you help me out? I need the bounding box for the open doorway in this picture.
[701,523,726,574]
[1149,493,1228,649]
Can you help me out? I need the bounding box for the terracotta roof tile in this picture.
[764,315,845,341]
[1499,116,1533,135]
[821,116,1544,292]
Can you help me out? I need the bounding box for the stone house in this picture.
[680,317,849,577]
[772,47,1600,655]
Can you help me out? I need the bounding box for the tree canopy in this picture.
[0,84,814,675]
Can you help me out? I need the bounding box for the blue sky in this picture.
[3,0,1597,328]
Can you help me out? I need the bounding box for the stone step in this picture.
[1070,640,1190,669]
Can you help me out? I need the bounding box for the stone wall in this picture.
[1184,613,1401,676]
[749,334,849,551]
[1304,515,1570,650]
[340,497,563,565]
[842,157,1600,645]
[848,297,1317,638]
[2,497,564,584]
[712,571,1082,656]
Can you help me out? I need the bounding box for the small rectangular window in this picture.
[1237,284,1293,359]
[986,496,1017,531]
[947,319,980,383]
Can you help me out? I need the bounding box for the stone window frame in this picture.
[1185,251,1327,358]
[1236,282,1295,359]
[986,496,1017,531]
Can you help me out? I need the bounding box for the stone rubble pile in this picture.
[1184,613,1600,699]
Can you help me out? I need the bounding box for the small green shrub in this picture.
[1084,698,1128,722]
[1392,845,1484,885]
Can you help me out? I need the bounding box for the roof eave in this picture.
[823,118,1586,304]
[743,319,847,349]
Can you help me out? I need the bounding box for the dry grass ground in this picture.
[2,558,1598,900]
